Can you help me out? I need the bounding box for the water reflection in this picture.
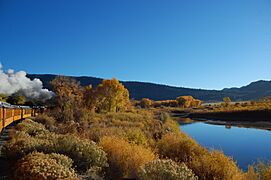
[179,118,271,170]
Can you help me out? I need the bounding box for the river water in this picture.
[179,119,271,170]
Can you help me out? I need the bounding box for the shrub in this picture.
[152,100,179,108]
[124,128,148,146]
[156,133,244,179]
[14,152,77,180]
[86,110,164,143]
[157,133,206,163]
[190,150,244,180]
[3,131,54,159]
[4,120,108,177]
[15,119,49,136]
[160,113,180,134]
[34,114,56,130]
[245,161,271,180]
[256,162,271,180]
[139,98,153,108]
[99,136,157,179]
[55,134,108,174]
[245,166,258,180]
[138,159,198,180]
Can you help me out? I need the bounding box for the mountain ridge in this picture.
[27,74,271,102]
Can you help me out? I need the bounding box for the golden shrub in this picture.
[190,150,244,180]
[157,133,206,163]
[99,136,157,179]
[245,161,271,180]
[245,166,258,180]
[86,110,164,143]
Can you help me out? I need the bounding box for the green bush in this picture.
[14,152,77,180]
[138,159,198,180]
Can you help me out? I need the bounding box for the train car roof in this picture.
[0,102,31,109]
[0,101,12,108]
[18,105,31,109]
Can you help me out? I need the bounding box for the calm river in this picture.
[179,119,271,170]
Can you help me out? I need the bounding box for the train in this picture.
[0,101,44,132]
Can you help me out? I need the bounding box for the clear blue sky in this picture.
[0,0,271,90]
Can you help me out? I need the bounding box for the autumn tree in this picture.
[83,85,96,112]
[223,97,232,106]
[51,76,83,122]
[7,94,26,105]
[139,98,153,108]
[176,96,202,108]
[176,96,194,108]
[190,99,202,107]
[95,78,129,112]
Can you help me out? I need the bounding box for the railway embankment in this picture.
[0,124,17,179]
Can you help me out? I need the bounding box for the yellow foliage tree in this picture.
[223,97,232,107]
[83,85,96,112]
[139,98,153,108]
[176,96,201,108]
[95,78,129,112]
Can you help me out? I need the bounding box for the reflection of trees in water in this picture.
[225,123,232,129]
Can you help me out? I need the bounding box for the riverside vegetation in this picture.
[2,76,271,180]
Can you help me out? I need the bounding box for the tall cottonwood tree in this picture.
[95,78,129,112]
[51,76,83,122]
[83,85,96,112]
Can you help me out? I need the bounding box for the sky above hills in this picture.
[0,0,271,90]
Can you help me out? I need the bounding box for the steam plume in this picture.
[0,64,54,101]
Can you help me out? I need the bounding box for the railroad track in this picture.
[0,122,19,179]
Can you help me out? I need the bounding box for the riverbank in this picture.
[189,109,271,122]
[171,108,271,130]
[193,118,271,131]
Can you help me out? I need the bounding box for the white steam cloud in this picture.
[0,64,54,101]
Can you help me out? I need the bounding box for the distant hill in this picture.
[27,74,271,102]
